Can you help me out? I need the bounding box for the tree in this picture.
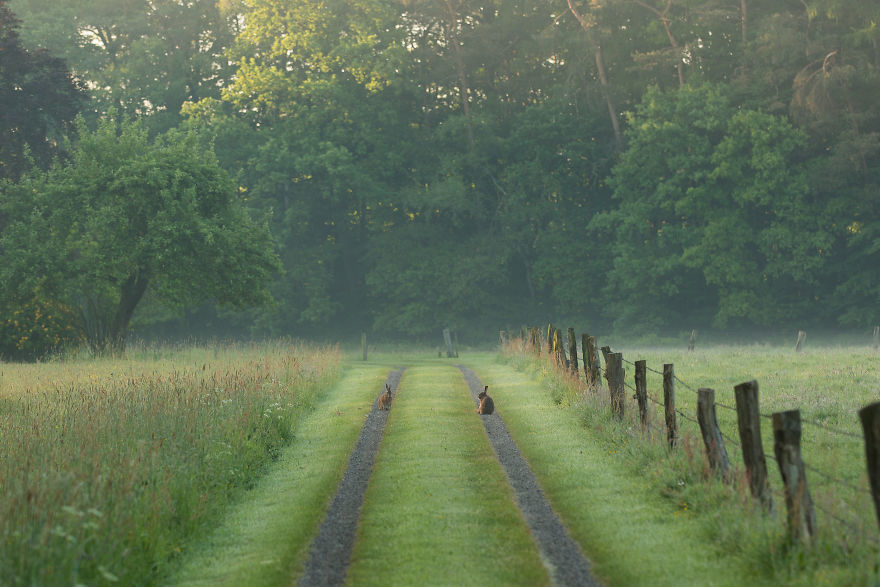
[9,0,239,131]
[0,114,281,354]
[0,0,84,180]
[596,84,828,331]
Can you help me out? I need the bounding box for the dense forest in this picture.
[1,0,878,357]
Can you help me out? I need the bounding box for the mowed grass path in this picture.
[346,364,550,586]
[169,364,389,586]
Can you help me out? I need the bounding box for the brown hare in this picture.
[377,383,393,410]
[476,385,494,415]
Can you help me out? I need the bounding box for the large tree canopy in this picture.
[0,115,280,354]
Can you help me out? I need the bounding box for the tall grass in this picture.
[501,339,880,584]
[0,341,341,585]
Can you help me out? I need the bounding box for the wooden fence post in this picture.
[567,328,578,374]
[734,381,773,511]
[688,329,697,352]
[858,402,880,530]
[606,353,625,419]
[663,364,677,449]
[795,330,806,352]
[586,336,601,387]
[634,360,647,430]
[600,346,611,367]
[553,328,567,368]
[697,388,731,478]
[772,410,816,543]
[362,332,367,361]
[581,334,591,385]
[873,326,879,350]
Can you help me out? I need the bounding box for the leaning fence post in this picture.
[795,330,806,352]
[634,360,648,430]
[734,381,773,512]
[859,402,880,530]
[587,336,601,387]
[772,410,816,543]
[663,364,677,449]
[606,353,625,419]
[567,328,578,374]
[697,388,731,478]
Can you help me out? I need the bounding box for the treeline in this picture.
[1,0,878,357]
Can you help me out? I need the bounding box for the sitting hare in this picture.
[377,383,393,410]
[476,385,494,415]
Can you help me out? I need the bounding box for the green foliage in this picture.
[0,114,280,353]
[598,84,826,330]
[0,0,84,180]
[0,295,83,361]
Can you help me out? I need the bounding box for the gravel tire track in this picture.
[297,368,404,587]
[458,365,599,587]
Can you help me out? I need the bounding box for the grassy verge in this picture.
[484,342,880,585]
[346,364,550,586]
[0,342,341,585]
[463,353,757,586]
[169,363,390,586]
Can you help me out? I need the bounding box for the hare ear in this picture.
[484,385,488,391]
[386,384,391,391]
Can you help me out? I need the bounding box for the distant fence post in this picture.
[606,353,625,419]
[635,360,648,430]
[697,388,731,478]
[443,328,455,358]
[586,336,601,387]
[362,332,367,361]
[688,329,697,352]
[874,326,879,350]
[772,410,816,543]
[795,330,806,352]
[663,364,677,449]
[567,328,578,374]
[734,381,773,512]
[859,402,880,530]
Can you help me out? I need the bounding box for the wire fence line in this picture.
[615,351,863,442]
[536,335,879,544]
[524,330,880,544]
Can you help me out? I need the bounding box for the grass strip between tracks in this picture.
[468,355,762,586]
[169,364,390,586]
[347,364,550,586]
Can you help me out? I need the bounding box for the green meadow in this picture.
[1,343,877,585]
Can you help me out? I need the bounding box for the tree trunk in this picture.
[108,273,150,353]
[566,0,622,148]
[442,0,475,149]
